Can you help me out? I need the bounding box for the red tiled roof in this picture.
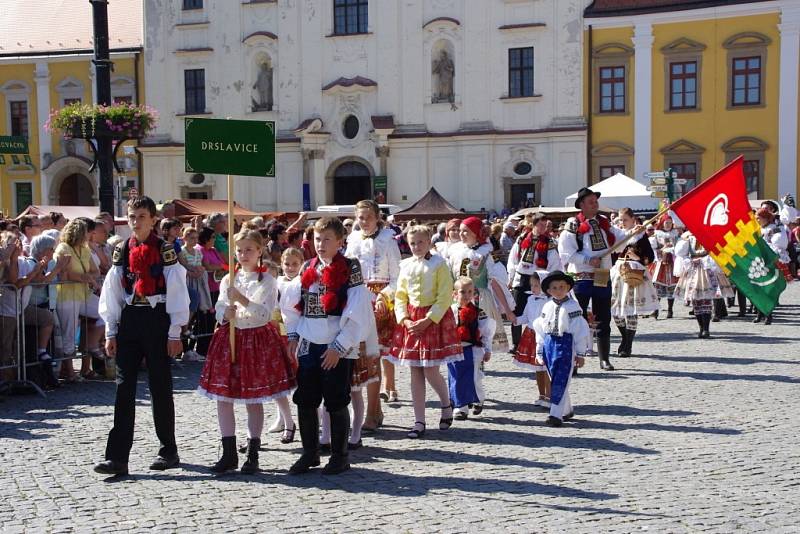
[0,1,142,55]
[585,0,772,17]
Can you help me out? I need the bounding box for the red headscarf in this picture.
[461,216,485,243]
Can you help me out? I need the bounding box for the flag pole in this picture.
[228,173,236,363]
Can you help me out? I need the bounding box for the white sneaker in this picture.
[534,398,552,409]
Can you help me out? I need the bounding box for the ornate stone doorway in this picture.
[330,160,372,205]
[59,173,94,206]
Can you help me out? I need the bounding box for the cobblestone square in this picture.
[2,285,798,533]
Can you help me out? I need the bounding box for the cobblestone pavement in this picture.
[2,284,799,533]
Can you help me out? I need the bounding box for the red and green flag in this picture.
[670,156,786,315]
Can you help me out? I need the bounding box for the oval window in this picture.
[514,162,532,176]
[343,115,360,139]
[190,173,205,185]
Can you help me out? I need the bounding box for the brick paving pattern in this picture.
[2,284,799,533]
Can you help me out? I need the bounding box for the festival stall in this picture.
[564,173,659,212]
[393,187,467,223]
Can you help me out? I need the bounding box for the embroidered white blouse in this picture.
[558,217,627,273]
[345,227,401,290]
[215,270,277,329]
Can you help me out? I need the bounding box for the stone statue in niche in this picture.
[251,61,273,111]
[432,49,455,103]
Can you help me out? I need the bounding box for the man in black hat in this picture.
[558,188,637,370]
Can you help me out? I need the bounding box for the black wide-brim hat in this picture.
[541,270,575,294]
[574,187,601,209]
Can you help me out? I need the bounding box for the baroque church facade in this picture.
[140,0,587,212]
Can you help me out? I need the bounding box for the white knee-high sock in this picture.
[275,396,294,430]
[319,406,331,444]
[350,389,365,444]
[217,401,235,437]
[246,403,264,440]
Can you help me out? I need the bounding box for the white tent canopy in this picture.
[565,173,659,211]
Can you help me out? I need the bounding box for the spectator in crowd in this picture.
[159,201,176,220]
[89,218,112,276]
[54,219,105,381]
[39,214,54,232]
[23,234,71,387]
[342,219,354,236]
[431,223,447,245]
[266,223,288,264]
[50,211,68,231]
[301,226,316,260]
[19,215,43,256]
[196,227,227,356]
[287,228,304,250]
[180,227,211,361]
[1,232,25,382]
[500,221,516,256]
[207,213,229,259]
[97,212,115,236]
[160,218,184,255]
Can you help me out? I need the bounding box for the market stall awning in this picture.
[394,187,466,222]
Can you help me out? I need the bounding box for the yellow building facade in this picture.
[0,2,143,216]
[584,0,800,201]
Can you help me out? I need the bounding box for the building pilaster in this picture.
[632,23,653,183]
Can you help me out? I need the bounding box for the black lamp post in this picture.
[90,0,115,214]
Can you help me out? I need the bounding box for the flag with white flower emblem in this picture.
[670,156,786,315]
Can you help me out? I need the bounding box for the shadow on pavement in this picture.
[642,354,800,366]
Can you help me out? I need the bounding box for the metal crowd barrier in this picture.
[0,283,44,397]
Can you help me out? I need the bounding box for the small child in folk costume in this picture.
[610,208,659,358]
[264,247,305,437]
[197,230,297,475]
[345,200,402,432]
[447,277,495,420]
[447,216,515,354]
[180,227,212,362]
[673,232,718,338]
[287,217,373,475]
[512,272,551,409]
[94,196,189,477]
[755,207,790,324]
[389,226,462,438]
[506,213,562,354]
[650,215,680,318]
[532,271,591,427]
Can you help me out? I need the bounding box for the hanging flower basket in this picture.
[45,102,159,140]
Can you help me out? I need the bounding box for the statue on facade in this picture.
[252,61,273,111]
[432,49,455,103]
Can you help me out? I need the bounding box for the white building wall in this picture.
[142,0,587,210]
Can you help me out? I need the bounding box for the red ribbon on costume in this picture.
[457,304,478,342]
[127,233,164,297]
[298,253,350,313]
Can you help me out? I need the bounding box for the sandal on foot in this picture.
[280,424,296,444]
[388,390,398,402]
[379,391,389,402]
[439,404,454,430]
[407,422,426,439]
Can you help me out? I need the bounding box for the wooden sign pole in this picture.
[228,173,236,363]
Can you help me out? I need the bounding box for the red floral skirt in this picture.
[388,304,463,367]
[198,323,297,403]
[777,261,794,282]
[351,342,382,391]
[513,327,544,371]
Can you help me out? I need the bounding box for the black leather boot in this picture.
[753,312,764,323]
[211,436,238,473]
[240,438,260,474]
[625,329,637,356]
[701,314,711,338]
[696,315,704,338]
[597,337,614,371]
[666,299,674,319]
[322,407,351,475]
[616,325,629,357]
[764,313,773,325]
[289,407,321,475]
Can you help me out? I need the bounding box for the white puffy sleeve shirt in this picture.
[215,270,277,329]
[288,259,373,358]
[558,217,627,273]
[345,228,401,292]
[533,298,591,358]
[277,275,302,334]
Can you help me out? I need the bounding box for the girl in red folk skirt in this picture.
[198,230,297,474]
[512,272,551,409]
[388,225,462,438]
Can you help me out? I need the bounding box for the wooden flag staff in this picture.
[228,173,236,363]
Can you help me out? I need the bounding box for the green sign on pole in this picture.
[185,118,276,177]
[0,136,29,155]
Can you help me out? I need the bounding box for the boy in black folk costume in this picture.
[94,197,190,476]
[286,217,372,475]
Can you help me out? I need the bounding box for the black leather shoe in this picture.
[347,440,363,451]
[94,460,128,476]
[545,416,563,427]
[764,314,773,325]
[563,412,575,421]
[289,454,321,475]
[599,359,615,371]
[149,454,180,471]
[320,443,332,454]
[321,455,351,475]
